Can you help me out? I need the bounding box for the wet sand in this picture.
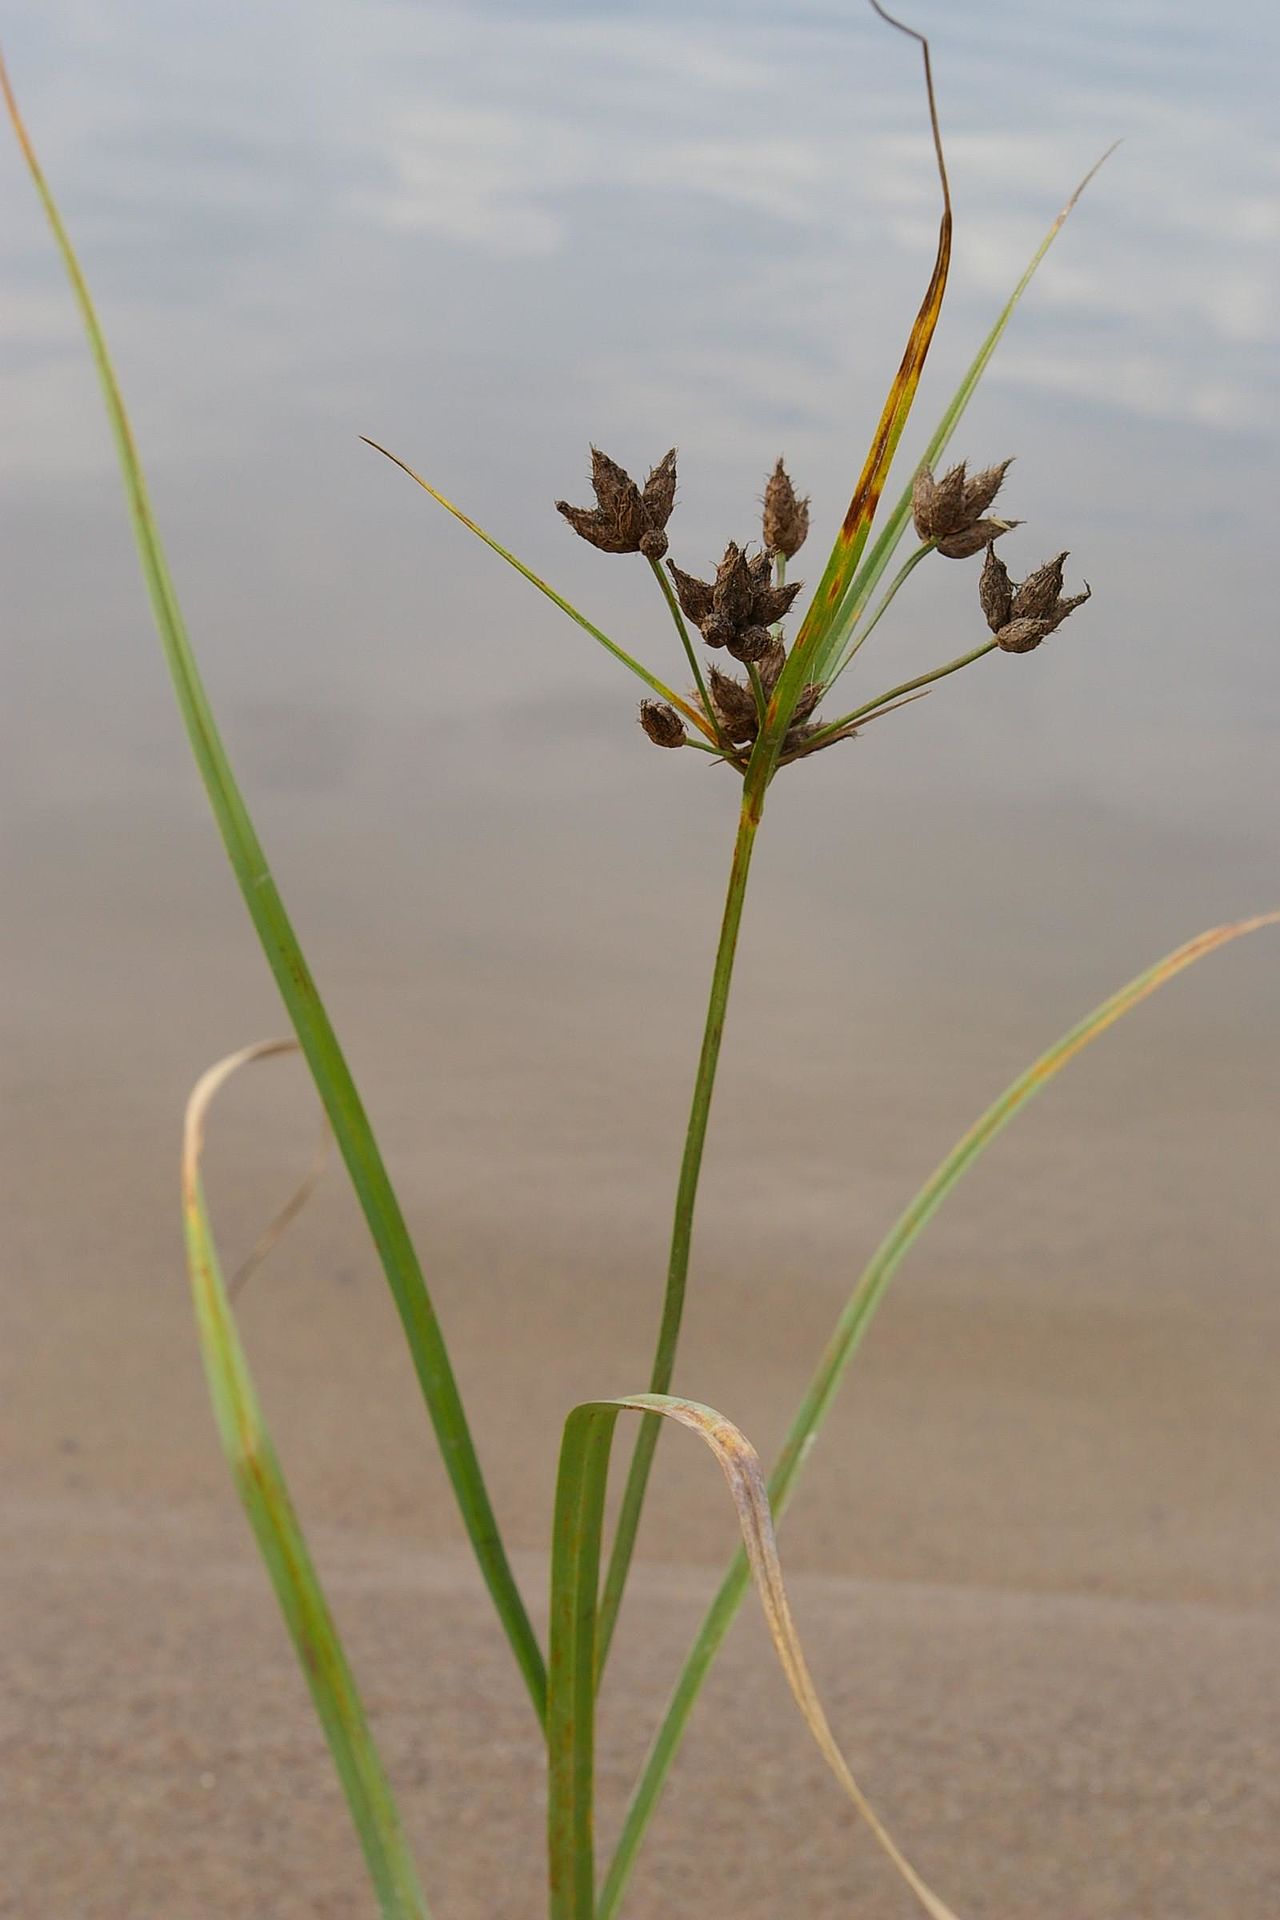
[4,776,1279,1918]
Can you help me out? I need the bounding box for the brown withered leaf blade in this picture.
[549,1390,964,1920]
[781,3,953,701]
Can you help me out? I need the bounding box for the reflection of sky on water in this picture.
[1,0,1277,864]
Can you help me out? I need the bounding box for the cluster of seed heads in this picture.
[667,548,801,664]
[556,447,677,561]
[556,441,1091,763]
[910,458,1018,558]
[979,545,1092,652]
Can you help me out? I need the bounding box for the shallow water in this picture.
[2,3,1278,1913]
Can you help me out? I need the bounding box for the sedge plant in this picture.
[7,8,1276,1917]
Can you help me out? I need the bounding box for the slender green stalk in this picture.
[362,439,713,743]
[795,640,997,759]
[595,750,769,1671]
[597,908,1280,1919]
[747,661,768,732]
[184,1045,429,1919]
[1,56,547,1726]
[823,541,933,691]
[648,555,723,745]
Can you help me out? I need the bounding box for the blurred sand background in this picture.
[3,1,1278,1915]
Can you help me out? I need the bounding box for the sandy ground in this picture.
[5,1497,1279,1920]
[5,795,1280,1918]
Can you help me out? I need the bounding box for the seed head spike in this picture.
[762,458,810,559]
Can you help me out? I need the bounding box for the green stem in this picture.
[597,903,1275,1919]
[823,540,933,692]
[795,639,996,760]
[594,747,769,1672]
[648,555,724,748]
[747,660,768,732]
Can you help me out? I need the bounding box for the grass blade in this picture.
[361,438,715,741]
[600,908,1280,1917]
[1,52,548,1724]
[818,144,1118,689]
[551,1395,960,1920]
[182,1042,429,1920]
[776,4,952,718]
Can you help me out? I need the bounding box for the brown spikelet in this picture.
[639,700,687,747]
[979,545,1014,633]
[936,517,1018,560]
[762,459,810,559]
[708,667,759,744]
[1011,551,1068,621]
[667,559,714,626]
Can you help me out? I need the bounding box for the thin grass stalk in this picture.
[823,539,933,691]
[799,640,997,758]
[0,56,548,1725]
[183,1044,429,1920]
[598,909,1280,1918]
[647,555,723,744]
[595,746,769,1671]
[361,439,714,742]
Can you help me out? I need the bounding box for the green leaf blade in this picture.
[1,52,547,1726]
[182,1044,429,1920]
[600,908,1279,1917]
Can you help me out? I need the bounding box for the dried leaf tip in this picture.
[762,458,810,559]
[668,541,802,663]
[981,544,1092,653]
[639,700,687,748]
[912,458,1018,558]
[557,446,677,559]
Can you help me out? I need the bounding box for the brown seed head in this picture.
[914,457,1016,556]
[557,445,677,557]
[762,458,810,559]
[638,700,687,748]
[989,551,1092,652]
[671,540,802,656]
